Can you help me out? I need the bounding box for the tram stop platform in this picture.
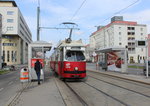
[7,66,150,106]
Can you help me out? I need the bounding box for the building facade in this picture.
[90,16,147,63]
[0,14,2,68]
[0,0,32,65]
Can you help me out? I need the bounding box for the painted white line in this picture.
[0,88,4,92]
[8,81,13,85]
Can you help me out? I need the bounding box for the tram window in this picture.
[65,51,85,61]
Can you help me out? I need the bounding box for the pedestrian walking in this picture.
[34,60,42,85]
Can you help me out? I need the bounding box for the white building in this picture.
[90,16,147,63]
[0,0,32,65]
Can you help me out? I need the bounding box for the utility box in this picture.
[28,41,52,81]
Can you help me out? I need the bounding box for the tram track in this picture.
[83,82,129,106]
[54,77,88,106]
[65,82,89,106]
[84,71,150,106]
[88,75,150,98]
[53,70,150,106]
[87,71,150,97]
[64,80,129,106]
[87,69,150,86]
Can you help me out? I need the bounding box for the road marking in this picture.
[0,88,4,92]
[8,81,13,85]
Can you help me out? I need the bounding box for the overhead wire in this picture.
[97,0,140,25]
[70,0,87,21]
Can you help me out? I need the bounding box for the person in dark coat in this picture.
[34,60,42,85]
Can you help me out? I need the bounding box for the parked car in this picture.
[143,61,150,76]
[3,65,15,71]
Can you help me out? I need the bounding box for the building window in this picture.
[14,51,17,62]
[7,26,13,31]
[132,48,135,51]
[3,43,14,46]
[132,43,135,45]
[141,33,143,36]
[128,37,131,40]
[128,48,135,51]
[141,48,143,52]
[119,32,121,35]
[119,43,122,45]
[3,51,5,62]
[141,28,143,31]
[128,32,135,35]
[7,51,10,62]
[119,27,121,29]
[11,51,13,62]
[7,11,14,15]
[132,27,135,30]
[7,19,14,23]
[127,27,135,30]
[128,42,131,45]
[128,32,131,35]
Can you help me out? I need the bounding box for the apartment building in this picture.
[90,16,147,63]
[0,0,32,65]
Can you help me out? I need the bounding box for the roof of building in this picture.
[91,21,138,36]
[91,20,146,37]
[0,0,17,7]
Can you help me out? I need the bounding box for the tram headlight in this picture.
[74,67,78,71]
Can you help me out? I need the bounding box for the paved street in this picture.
[0,63,149,106]
[0,71,20,106]
[0,65,27,106]
[8,64,150,106]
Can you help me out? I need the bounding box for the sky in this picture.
[13,0,150,55]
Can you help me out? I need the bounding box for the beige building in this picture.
[0,0,32,65]
[90,16,147,63]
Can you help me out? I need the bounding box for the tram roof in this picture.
[57,40,85,48]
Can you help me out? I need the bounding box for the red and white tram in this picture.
[50,40,86,79]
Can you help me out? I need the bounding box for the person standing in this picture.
[34,60,42,85]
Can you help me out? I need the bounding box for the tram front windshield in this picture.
[65,51,85,61]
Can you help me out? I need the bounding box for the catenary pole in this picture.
[37,0,40,41]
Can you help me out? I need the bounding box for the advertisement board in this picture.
[107,51,124,72]
[31,58,44,68]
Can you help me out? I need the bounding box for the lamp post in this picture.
[146,38,149,78]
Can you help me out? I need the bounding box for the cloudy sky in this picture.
[14,0,150,46]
